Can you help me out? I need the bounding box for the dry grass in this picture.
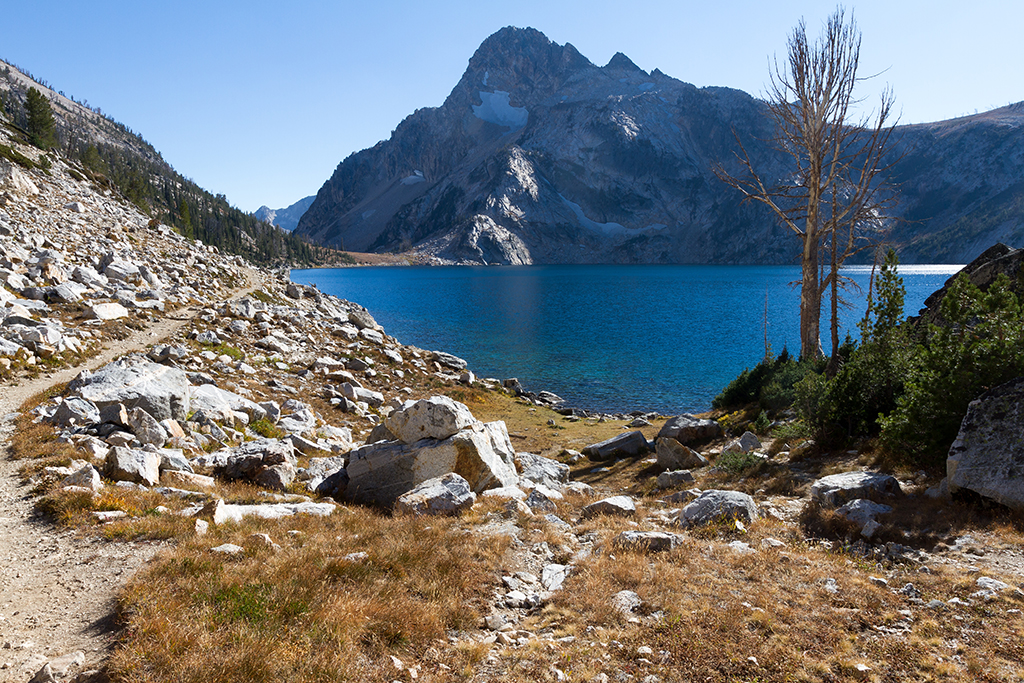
[107,509,510,683]
[10,327,1024,682]
[447,385,665,457]
[484,509,1024,682]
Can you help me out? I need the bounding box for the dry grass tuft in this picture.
[107,508,510,682]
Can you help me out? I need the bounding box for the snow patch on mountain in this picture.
[473,91,528,129]
[400,171,426,186]
[559,195,667,237]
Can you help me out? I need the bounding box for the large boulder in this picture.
[516,451,570,490]
[127,407,168,447]
[385,395,477,443]
[339,382,385,408]
[47,397,100,428]
[104,447,160,487]
[315,468,350,500]
[219,439,297,491]
[431,351,467,371]
[675,490,758,527]
[199,499,336,525]
[61,465,103,493]
[809,471,902,508]
[87,302,130,320]
[581,495,636,519]
[613,530,681,553]
[835,499,893,539]
[189,384,268,424]
[582,431,649,461]
[345,421,518,506]
[655,437,708,470]
[298,455,348,492]
[722,431,761,454]
[68,355,190,422]
[657,414,723,446]
[394,473,476,515]
[947,377,1024,509]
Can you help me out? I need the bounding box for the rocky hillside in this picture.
[0,60,321,266]
[295,27,1024,265]
[254,195,315,232]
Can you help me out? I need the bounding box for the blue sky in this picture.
[3,1,1020,213]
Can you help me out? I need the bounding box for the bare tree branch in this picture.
[715,6,900,362]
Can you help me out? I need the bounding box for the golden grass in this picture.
[10,327,1024,682]
[495,514,1024,683]
[107,509,510,683]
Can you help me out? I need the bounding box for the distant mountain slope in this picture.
[254,195,315,232]
[294,26,1024,265]
[0,59,321,265]
[887,102,1024,263]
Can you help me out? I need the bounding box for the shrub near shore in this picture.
[715,247,1024,469]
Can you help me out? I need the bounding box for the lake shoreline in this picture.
[292,263,964,415]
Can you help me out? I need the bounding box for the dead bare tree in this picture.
[716,7,899,363]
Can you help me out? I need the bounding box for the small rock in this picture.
[581,495,636,519]
[611,589,642,614]
[211,543,245,555]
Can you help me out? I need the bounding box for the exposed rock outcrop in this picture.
[947,376,1024,510]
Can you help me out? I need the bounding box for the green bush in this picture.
[751,410,771,434]
[713,348,821,413]
[249,418,285,440]
[801,250,911,445]
[879,272,1024,465]
[716,450,766,474]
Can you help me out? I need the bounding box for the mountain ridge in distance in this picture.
[293,26,1024,265]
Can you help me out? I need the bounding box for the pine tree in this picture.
[25,87,58,150]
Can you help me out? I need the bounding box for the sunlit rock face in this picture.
[295,27,1024,266]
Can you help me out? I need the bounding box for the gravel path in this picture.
[0,271,261,681]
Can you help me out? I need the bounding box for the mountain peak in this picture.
[465,26,593,87]
[605,52,643,73]
[471,26,561,63]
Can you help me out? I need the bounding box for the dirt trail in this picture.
[0,270,263,681]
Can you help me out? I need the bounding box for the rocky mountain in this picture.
[295,27,1024,265]
[0,60,319,265]
[254,195,315,232]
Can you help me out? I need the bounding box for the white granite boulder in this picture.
[394,472,477,516]
[47,397,100,428]
[86,302,130,320]
[657,414,724,445]
[655,437,708,470]
[104,446,160,487]
[189,383,268,425]
[947,377,1024,510]
[675,489,758,527]
[516,451,570,490]
[219,438,297,491]
[810,471,902,508]
[69,355,190,422]
[722,431,761,454]
[582,431,649,461]
[613,530,682,553]
[344,421,518,506]
[385,395,477,443]
[836,499,893,539]
[61,464,103,493]
[581,495,636,519]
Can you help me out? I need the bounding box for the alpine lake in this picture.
[291,264,962,415]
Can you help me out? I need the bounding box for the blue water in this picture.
[291,265,962,415]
